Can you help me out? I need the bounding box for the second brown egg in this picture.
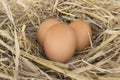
[69,20,92,51]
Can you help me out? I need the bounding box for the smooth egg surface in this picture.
[44,23,76,63]
[37,19,60,45]
[69,20,92,51]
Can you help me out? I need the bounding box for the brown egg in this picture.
[69,20,92,51]
[43,23,76,63]
[37,19,60,45]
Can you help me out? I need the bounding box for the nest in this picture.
[0,0,120,80]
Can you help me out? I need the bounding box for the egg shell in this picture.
[43,23,76,63]
[69,20,92,51]
[37,19,60,45]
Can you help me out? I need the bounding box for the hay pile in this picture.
[0,0,120,80]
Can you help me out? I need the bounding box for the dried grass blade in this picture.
[0,58,8,62]
[0,18,8,27]
[0,39,13,52]
[14,28,20,80]
[98,76,120,80]
[0,49,5,53]
[0,73,13,80]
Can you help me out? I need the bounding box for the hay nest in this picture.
[0,0,120,80]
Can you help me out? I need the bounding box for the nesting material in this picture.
[0,0,120,80]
